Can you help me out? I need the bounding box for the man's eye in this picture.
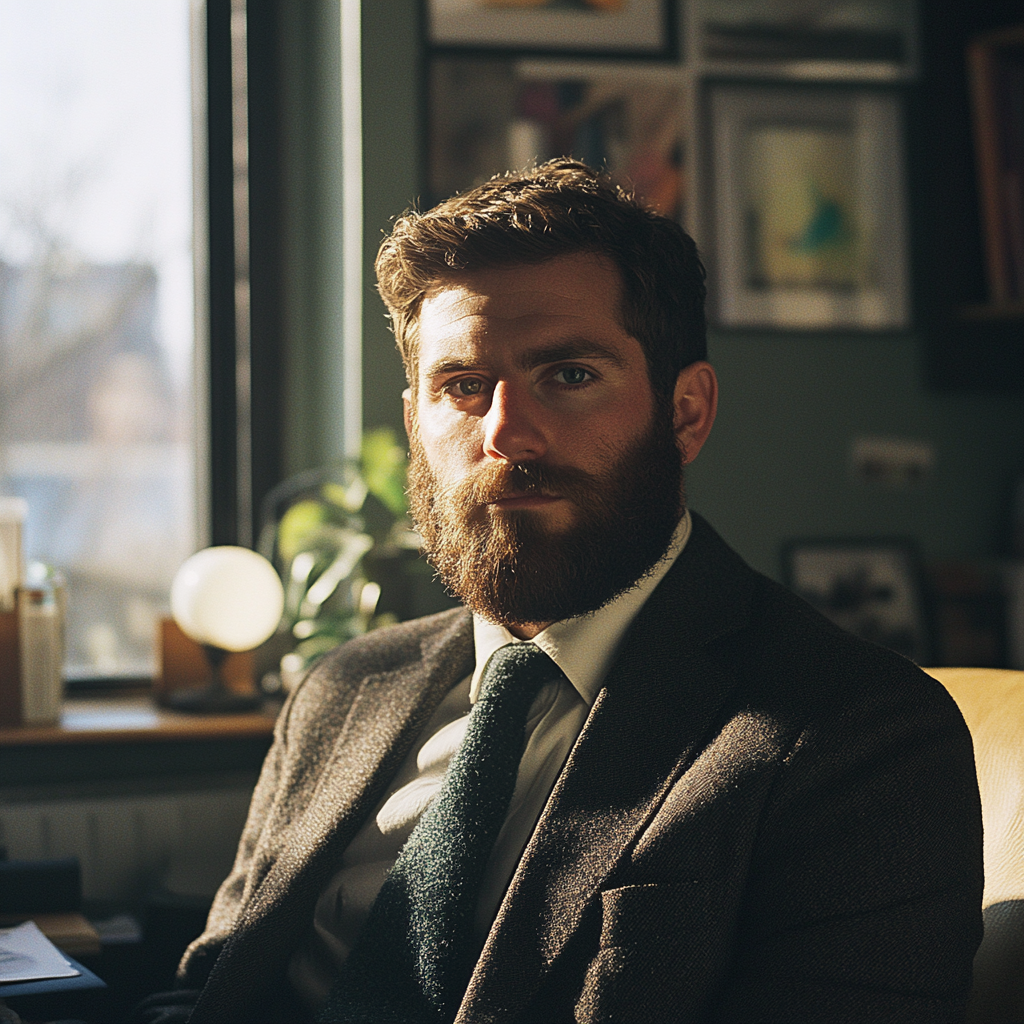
[455,379,482,396]
[555,367,591,385]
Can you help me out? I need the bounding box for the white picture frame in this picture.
[707,83,910,331]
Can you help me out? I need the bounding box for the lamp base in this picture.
[166,682,263,714]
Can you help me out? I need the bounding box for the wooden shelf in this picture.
[0,694,278,747]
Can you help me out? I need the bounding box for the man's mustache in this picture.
[435,460,601,507]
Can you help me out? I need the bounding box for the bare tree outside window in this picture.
[0,0,197,678]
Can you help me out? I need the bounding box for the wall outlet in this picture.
[851,436,935,487]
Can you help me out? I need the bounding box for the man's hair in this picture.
[375,159,707,400]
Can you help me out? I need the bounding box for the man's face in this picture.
[404,253,687,635]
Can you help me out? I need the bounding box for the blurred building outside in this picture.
[0,0,196,678]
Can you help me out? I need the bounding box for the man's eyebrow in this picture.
[421,340,628,379]
[516,340,627,371]
[421,356,479,379]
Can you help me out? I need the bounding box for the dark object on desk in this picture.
[155,619,260,713]
[165,645,262,714]
[0,857,81,914]
[0,952,106,1023]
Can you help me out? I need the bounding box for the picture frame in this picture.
[706,84,910,331]
[427,0,674,59]
[782,538,933,664]
[429,56,688,220]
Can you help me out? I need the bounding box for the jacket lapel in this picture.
[259,611,473,908]
[197,609,474,1019]
[460,515,755,1023]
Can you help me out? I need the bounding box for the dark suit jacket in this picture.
[180,513,983,1023]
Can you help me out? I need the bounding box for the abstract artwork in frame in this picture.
[782,538,933,664]
[429,57,687,221]
[427,0,673,59]
[707,84,910,330]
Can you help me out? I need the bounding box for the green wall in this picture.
[285,0,1024,582]
[687,333,1023,578]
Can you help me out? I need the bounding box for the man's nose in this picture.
[481,380,547,462]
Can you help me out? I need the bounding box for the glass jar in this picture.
[17,569,66,725]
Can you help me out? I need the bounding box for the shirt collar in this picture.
[471,510,691,706]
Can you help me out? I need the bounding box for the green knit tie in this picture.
[318,642,563,1024]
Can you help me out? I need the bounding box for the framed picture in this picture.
[427,0,674,59]
[429,56,687,220]
[706,84,910,330]
[782,538,932,664]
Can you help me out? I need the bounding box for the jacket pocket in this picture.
[596,883,672,949]
[575,883,725,1024]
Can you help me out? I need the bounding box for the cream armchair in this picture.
[926,669,1024,1024]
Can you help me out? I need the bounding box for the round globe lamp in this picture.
[169,546,284,713]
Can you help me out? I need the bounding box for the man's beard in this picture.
[406,408,684,629]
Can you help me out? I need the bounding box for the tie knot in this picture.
[477,642,563,720]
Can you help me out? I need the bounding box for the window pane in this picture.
[0,0,198,678]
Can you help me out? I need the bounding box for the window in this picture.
[0,0,199,679]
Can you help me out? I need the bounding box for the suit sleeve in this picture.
[175,696,293,989]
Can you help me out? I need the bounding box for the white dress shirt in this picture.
[289,512,692,1013]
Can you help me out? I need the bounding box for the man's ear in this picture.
[672,361,717,465]
[403,388,413,438]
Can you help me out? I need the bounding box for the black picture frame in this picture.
[782,537,933,664]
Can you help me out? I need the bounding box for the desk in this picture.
[0,693,277,747]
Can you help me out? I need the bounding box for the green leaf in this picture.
[361,427,408,517]
[277,500,328,562]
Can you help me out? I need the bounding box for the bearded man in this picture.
[172,161,982,1024]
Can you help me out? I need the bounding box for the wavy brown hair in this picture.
[375,159,707,401]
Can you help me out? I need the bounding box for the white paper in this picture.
[0,920,81,983]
